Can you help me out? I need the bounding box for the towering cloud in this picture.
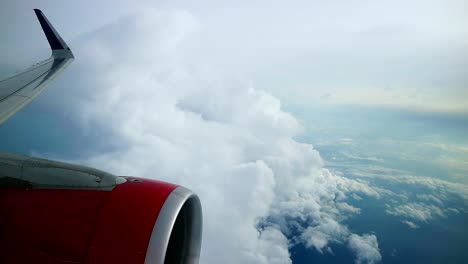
[50,9,382,263]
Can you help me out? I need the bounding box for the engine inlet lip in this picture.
[144,186,203,264]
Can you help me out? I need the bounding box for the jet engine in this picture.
[0,152,202,264]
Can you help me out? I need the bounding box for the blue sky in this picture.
[1,1,467,263]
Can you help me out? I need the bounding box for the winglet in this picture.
[0,9,74,126]
[34,9,73,57]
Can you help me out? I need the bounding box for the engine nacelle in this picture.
[0,152,202,264]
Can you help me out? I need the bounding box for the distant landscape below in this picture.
[289,105,468,263]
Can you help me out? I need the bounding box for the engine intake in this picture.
[147,187,202,264]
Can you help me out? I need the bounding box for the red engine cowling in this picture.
[0,153,202,264]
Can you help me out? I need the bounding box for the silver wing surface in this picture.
[0,9,74,125]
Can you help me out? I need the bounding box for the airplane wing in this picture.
[0,9,203,264]
[0,9,74,125]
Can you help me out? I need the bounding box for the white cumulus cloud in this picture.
[348,234,382,264]
[386,202,446,222]
[49,9,384,264]
[402,220,420,229]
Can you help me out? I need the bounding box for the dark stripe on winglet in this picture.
[34,9,65,50]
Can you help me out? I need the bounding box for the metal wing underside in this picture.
[0,9,74,125]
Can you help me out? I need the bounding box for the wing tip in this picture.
[33,8,71,53]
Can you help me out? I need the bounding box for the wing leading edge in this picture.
[0,9,74,125]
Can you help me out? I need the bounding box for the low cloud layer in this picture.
[386,202,445,222]
[401,220,420,229]
[348,234,382,264]
[47,9,385,263]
